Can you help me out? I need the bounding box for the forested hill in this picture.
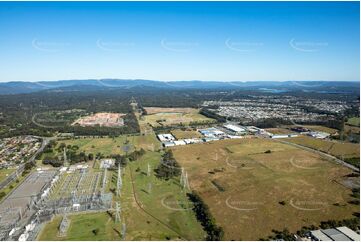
[0,79,359,95]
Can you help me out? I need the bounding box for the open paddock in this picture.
[120,151,205,240]
[287,136,360,159]
[265,128,293,135]
[0,168,15,183]
[171,138,359,240]
[37,212,120,241]
[57,134,160,157]
[171,129,202,139]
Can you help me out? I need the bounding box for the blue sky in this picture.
[0,1,359,82]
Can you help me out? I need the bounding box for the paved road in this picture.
[273,138,360,172]
[27,136,57,164]
[0,136,56,191]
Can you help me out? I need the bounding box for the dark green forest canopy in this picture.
[0,85,358,137]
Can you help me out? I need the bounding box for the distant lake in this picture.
[258,88,287,93]
[302,89,354,94]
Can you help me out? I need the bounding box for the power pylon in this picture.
[116,164,122,196]
[147,163,151,177]
[115,202,121,223]
[180,167,190,190]
[102,169,107,194]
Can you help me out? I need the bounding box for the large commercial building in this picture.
[310,227,360,241]
[223,124,246,134]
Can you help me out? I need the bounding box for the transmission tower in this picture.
[180,167,185,186]
[147,182,152,194]
[180,168,190,191]
[63,147,68,166]
[147,163,151,177]
[184,172,190,190]
[102,169,107,194]
[121,223,126,240]
[71,191,77,204]
[116,164,122,196]
[115,202,121,223]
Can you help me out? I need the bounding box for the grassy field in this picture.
[0,168,15,182]
[56,134,161,157]
[265,128,293,135]
[347,117,360,127]
[286,125,338,134]
[39,131,203,240]
[345,125,360,134]
[171,138,359,240]
[141,107,214,127]
[57,136,129,156]
[287,136,360,159]
[120,151,205,240]
[303,125,339,134]
[171,129,202,139]
[37,212,121,241]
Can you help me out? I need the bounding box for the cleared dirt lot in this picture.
[72,112,125,127]
[144,107,198,115]
[171,138,359,240]
[142,107,214,127]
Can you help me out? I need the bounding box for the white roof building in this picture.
[100,159,115,169]
[224,124,246,133]
[308,131,330,139]
[198,128,225,137]
[174,140,187,146]
[157,134,175,142]
[336,227,360,241]
[163,141,175,147]
[310,227,360,241]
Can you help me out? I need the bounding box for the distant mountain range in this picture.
[0,79,359,95]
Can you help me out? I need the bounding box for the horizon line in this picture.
[0,79,359,84]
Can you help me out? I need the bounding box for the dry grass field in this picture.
[345,124,360,134]
[285,125,338,134]
[265,128,293,134]
[171,129,202,139]
[142,107,214,127]
[303,125,338,134]
[144,107,198,115]
[287,136,360,159]
[171,138,359,240]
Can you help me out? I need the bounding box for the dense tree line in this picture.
[187,191,224,240]
[249,118,292,128]
[155,150,181,180]
[111,148,146,167]
[200,108,226,123]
